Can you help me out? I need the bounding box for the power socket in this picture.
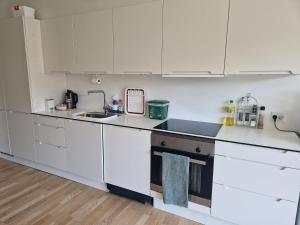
[271,112,285,120]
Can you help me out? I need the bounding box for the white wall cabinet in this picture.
[65,120,103,182]
[0,18,32,113]
[7,111,35,161]
[41,16,74,73]
[0,110,10,154]
[0,17,65,113]
[103,125,151,195]
[162,0,229,76]
[225,0,300,75]
[113,1,162,75]
[73,10,114,74]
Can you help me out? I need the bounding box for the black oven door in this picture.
[150,146,214,207]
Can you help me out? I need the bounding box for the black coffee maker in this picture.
[65,90,78,109]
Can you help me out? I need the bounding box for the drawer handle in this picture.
[280,167,287,171]
[282,150,288,154]
[276,198,283,202]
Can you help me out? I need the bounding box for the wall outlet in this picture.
[271,112,285,120]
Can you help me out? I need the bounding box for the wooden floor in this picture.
[0,158,201,225]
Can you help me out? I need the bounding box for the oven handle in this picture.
[153,151,207,166]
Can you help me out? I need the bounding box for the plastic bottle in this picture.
[257,106,266,129]
[236,97,245,126]
[223,100,235,126]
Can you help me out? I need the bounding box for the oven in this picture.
[150,131,215,208]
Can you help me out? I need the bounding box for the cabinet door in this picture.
[113,1,162,74]
[225,0,300,75]
[103,125,151,195]
[41,16,74,73]
[0,18,32,113]
[65,120,102,182]
[0,111,10,154]
[7,111,35,161]
[211,184,298,225]
[162,0,229,76]
[0,64,5,110]
[73,10,113,74]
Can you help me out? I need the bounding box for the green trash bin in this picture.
[147,100,170,120]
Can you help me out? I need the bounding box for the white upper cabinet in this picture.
[113,1,163,75]
[225,0,300,75]
[73,10,114,74]
[41,16,74,73]
[0,18,32,113]
[162,0,229,76]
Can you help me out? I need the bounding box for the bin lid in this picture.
[147,100,170,106]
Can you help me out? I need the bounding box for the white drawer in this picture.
[34,115,64,128]
[214,155,300,202]
[211,183,298,225]
[36,142,66,170]
[35,124,65,147]
[216,141,300,169]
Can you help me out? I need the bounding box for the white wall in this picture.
[66,74,300,131]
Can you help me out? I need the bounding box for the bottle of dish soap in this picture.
[223,100,235,126]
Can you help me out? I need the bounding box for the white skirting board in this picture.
[0,153,108,191]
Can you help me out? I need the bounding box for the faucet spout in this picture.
[87,90,108,113]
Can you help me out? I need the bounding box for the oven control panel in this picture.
[151,132,215,156]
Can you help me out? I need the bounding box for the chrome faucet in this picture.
[87,90,108,114]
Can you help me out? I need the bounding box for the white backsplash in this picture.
[66,74,300,132]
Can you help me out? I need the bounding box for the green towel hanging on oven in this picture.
[162,152,190,207]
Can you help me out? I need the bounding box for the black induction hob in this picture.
[154,119,222,137]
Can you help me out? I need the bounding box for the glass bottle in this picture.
[257,106,266,129]
[224,100,235,126]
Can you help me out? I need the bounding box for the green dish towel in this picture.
[162,152,190,208]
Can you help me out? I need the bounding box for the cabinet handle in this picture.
[123,71,153,75]
[239,70,295,75]
[50,70,70,74]
[276,198,283,202]
[280,167,287,171]
[281,150,288,154]
[171,70,213,75]
[84,71,107,75]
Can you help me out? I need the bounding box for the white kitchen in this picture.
[0,0,300,225]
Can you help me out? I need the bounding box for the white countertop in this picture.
[216,126,300,152]
[33,109,163,131]
[33,110,300,152]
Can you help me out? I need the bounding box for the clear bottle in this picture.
[243,97,252,126]
[236,97,245,126]
[257,106,266,129]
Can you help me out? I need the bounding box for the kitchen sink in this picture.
[78,112,115,118]
[72,112,118,120]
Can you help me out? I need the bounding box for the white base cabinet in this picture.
[65,120,103,182]
[7,111,35,161]
[103,125,151,195]
[0,110,10,154]
[212,141,300,225]
[212,184,298,225]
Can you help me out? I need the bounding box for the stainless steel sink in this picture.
[77,112,116,119]
[72,112,118,121]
